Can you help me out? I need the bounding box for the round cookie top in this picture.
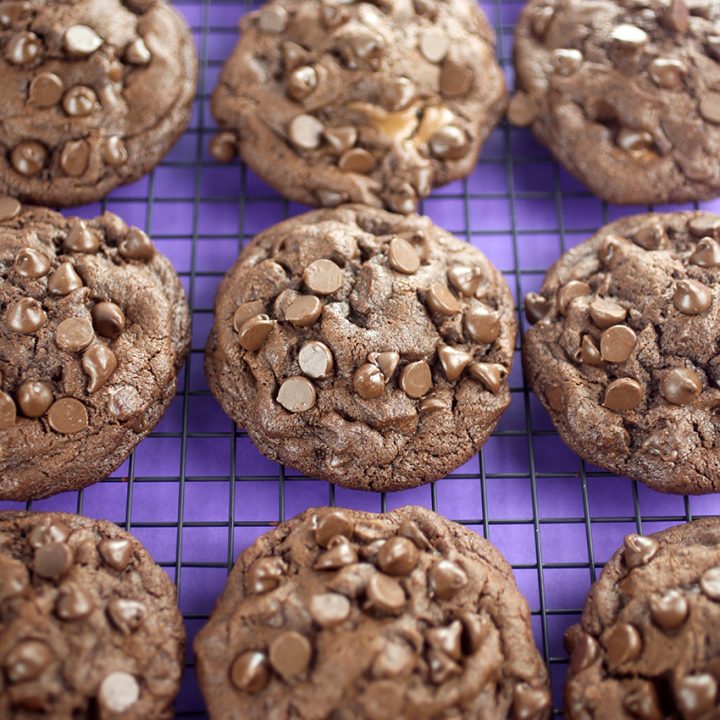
[210,0,506,213]
[0,199,190,501]
[523,211,720,495]
[0,0,197,206]
[205,205,516,491]
[194,506,551,720]
[512,0,720,205]
[565,519,720,719]
[0,511,185,719]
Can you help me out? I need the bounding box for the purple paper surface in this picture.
[2,0,720,716]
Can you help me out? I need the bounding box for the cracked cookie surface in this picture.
[194,506,551,720]
[0,0,197,206]
[210,0,506,213]
[205,205,516,491]
[0,511,185,719]
[0,199,190,500]
[565,519,720,719]
[523,211,720,494]
[511,0,720,205]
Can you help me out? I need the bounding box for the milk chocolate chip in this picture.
[277,376,316,412]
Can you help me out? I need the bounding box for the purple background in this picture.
[2,0,720,716]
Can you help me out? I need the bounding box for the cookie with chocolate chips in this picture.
[0,0,197,206]
[205,205,516,491]
[210,0,506,213]
[195,506,551,720]
[0,199,190,500]
[0,511,185,718]
[565,519,720,719]
[512,0,720,204]
[523,211,720,494]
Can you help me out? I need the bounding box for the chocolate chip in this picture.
[426,283,461,316]
[634,223,668,250]
[525,292,550,324]
[428,559,467,600]
[372,640,416,678]
[339,148,376,174]
[380,77,416,112]
[299,341,334,379]
[0,391,16,429]
[99,538,134,571]
[16,380,53,418]
[328,563,374,599]
[60,139,90,177]
[429,126,468,160]
[269,631,312,679]
[337,29,384,69]
[650,589,688,630]
[233,300,265,331]
[437,345,473,382]
[35,541,74,579]
[56,584,94,621]
[0,195,21,222]
[603,378,643,411]
[287,65,318,101]
[289,114,324,150]
[107,598,146,634]
[388,237,420,274]
[467,362,507,394]
[125,37,151,65]
[552,48,582,75]
[238,314,274,351]
[530,4,554,36]
[304,259,343,295]
[14,247,50,278]
[649,58,686,89]
[315,510,354,547]
[6,30,41,65]
[368,351,399,382]
[427,620,463,661]
[47,397,88,434]
[600,325,636,363]
[624,685,663,720]
[661,367,702,405]
[210,132,237,163]
[699,92,720,124]
[277,376,316,413]
[674,279,712,314]
[464,304,500,344]
[65,221,99,253]
[507,92,539,127]
[569,633,600,673]
[321,3,349,29]
[310,592,351,627]
[29,72,64,107]
[4,640,52,683]
[246,556,285,594]
[513,684,551,720]
[231,652,270,693]
[581,335,601,366]
[0,559,28,599]
[317,189,347,207]
[90,302,126,339]
[6,297,46,333]
[675,675,717,718]
[82,344,117,393]
[689,216,720,238]
[282,40,308,71]
[447,265,481,297]
[11,141,46,177]
[700,566,720,600]
[376,537,419,576]
[690,237,720,267]
[354,362,385,399]
[324,126,357,154]
[28,519,70,548]
[557,280,591,314]
[119,227,155,260]
[63,86,97,116]
[0,1,31,27]
[661,0,689,31]
[603,623,642,666]
[64,25,103,56]
[439,58,473,97]
[56,317,95,352]
[366,573,405,614]
[399,360,432,398]
[258,5,287,33]
[98,672,140,713]
[623,534,659,568]
[617,128,654,154]
[285,295,323,327]
[611,24,649,49]
[419,27,449,63]
[315,537,358,570]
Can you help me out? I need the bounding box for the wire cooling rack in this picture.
[3,0,720,716]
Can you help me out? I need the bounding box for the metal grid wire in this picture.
[3,0,720,716]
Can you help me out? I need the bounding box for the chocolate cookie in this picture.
[210,0,506,214]
[0,511,185,718]
[523,211,720,495]
[205,205,516,491]
[565,519,720,718]
[0,0,197,207]
[511,0,720,205]
[0,199,190,501]
[194,506,551,720]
